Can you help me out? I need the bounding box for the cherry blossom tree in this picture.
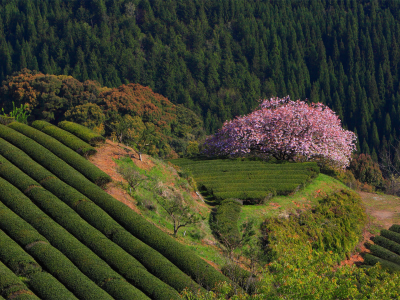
[203,96,357,169]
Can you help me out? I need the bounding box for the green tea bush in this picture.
[0,133,230,289]
[28,272,79,300]
[372,235,400,256]
[32,120,96,156]
[366,244,400,265]
[0,178,149,300]
[362,253,400,272]
[0,230,42,276]
[0,139,202,293]
[58,121,105,145]
[211,199,242,245]
[6,123,111,186]
[169,158,319,202]
[0,261,39,300]
[381,229,400,244]
[0,201,111,300]
[389,224,400,234]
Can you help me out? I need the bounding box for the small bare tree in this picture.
[117,164,147,194]
[157,189,200,237]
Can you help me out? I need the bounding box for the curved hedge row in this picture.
[5,123,110,186]
[366,243,400,265]
[0,260,39,300]
[32,120,96,156]
[0,140,201,293]
[362,253,400,272]
[0,157,181,300]
[381,229,400,245]
[0,177,150,300]
[0,201,110,300]
[372,235,400,256]
[0,230,78,300]
[0,131,230,289]
[211,199,242,244]
[58,121,105,145]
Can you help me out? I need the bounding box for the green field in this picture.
[0,122,230,300]
[169,158,320,203]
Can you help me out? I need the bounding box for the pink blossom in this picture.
[203,96,357,169]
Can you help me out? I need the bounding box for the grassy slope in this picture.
[108,152,350,267]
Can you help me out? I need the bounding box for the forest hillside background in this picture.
[0,0,399,161]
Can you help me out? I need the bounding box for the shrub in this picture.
[349,153,384,189]
[366,243,400,266]
[28,272,79,300]
[211,199,242,245]
[363,253,400,272]
[58,121,105,145]
[6,122,111,186]
[0,128,230,290]
[32,120,96,156]
[381,229,400,244]
[0,141,202,293]
[0,261,39,300]
[372,235,400,256]
[0,229,42,277]
[169,158,319,202]
[0,201,111,300]
[0,178,150,300]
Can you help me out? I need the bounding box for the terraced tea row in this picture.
[0,122,230,299]
[364,226,400,272]
[169,158,320,201]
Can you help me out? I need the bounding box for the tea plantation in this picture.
[169,158,320,203]
[0,122,230,300]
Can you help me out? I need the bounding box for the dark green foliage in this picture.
[170,159,319,202]
[28,272,78,300]
[28,243,113,300]
[0,127,230,289]
[58,121,105,145]
[362,253,400,272]
[0,177,150,300]
[0,230,42,277]
[381,229,400,245]
[0,138,202,293]
[372,235,400,257]
[389,224,400,234]
[32,120,96,156]
[0,201,111,300]
[0,261,39,300]
[366,244,400,266]
[211,199,241,244]
[6,122,110,186]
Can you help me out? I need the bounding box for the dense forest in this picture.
[0,0,399,160]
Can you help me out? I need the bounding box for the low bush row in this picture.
[211,199,242,244]
[0,134,230,290]
[0,141,202,293]
[372,235,400,256]
[366,243,400,265]
[32,120,96,156]
[0,200,111,300]
[0,230,78,300]
[389,224,400,234]
[171,158,319,201]
[0,178,150,300]
[0,260,39,300]
[58,121,105,145]
[5,123,111,186]
[362,253,400,272]
[381,229,400,244]
[0,159,181,300]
